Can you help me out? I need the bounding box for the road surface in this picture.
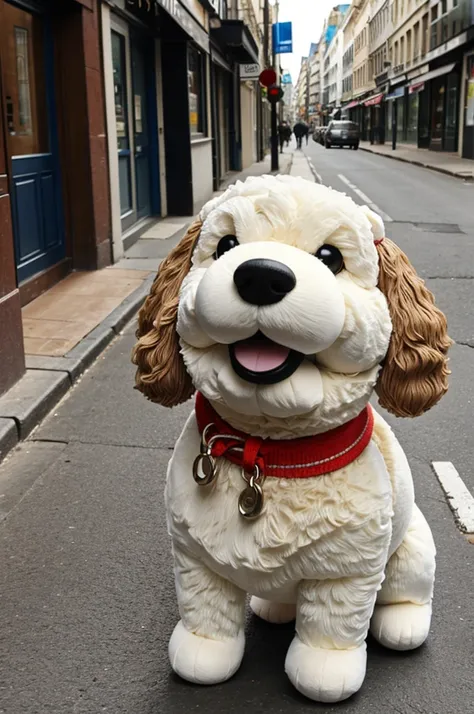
[1,146,473,714]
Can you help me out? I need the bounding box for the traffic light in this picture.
[267,85,284,104]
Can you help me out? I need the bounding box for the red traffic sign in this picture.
[259,68,277,87]
[267,85,284,103]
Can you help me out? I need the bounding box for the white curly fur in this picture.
[165,176,436,703]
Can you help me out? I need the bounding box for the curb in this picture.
[305,155,322,183]
[0,275,154,465]
[359,145,474,181]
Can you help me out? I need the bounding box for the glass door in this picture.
[430,78,445,151]
[2,1,64,282]
[111,20,153,231]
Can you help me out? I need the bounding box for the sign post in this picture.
[259,70,279,172]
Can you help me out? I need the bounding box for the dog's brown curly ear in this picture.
[132,219,202,406]
[375,237,452,417]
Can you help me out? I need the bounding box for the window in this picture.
[441,0,447,13]
[188,46,206,135]
[431,4,438,22]
[422,13,428,55]
[413,22,420,59]
[406,29,412,65]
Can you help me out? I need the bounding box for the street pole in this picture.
[270,0,279,171]
[392,103,397,151]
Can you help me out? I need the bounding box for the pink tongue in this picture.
[234,340,290,372]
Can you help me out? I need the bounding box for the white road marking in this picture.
[432,461,474,534]
[337,173,393,222]
[306,157,323,184]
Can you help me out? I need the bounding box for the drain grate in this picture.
[412,222,464,234]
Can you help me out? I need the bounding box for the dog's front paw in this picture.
[370,602,432,651]
[285,636,367,703]
[169,620,245,685]
[250,597,296,624]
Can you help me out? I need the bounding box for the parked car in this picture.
[314,126,328,145]
[324,120,360,149]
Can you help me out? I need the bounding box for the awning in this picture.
[364,93,383,107]
[409,82,425,94]
[210,20,259,64]
[409,62,456,85]
[385,86,405,101]
[343,100,360,110]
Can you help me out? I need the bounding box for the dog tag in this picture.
[192,453,216,486]
[238,482,264,519]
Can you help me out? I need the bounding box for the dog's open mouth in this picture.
[229,332,305,385]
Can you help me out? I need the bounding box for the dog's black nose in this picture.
[233,259,296,306]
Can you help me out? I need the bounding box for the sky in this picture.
[276,0,339,83]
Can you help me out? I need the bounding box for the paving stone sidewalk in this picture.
[359,141,474,180]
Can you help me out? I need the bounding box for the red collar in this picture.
[195,393,374,479]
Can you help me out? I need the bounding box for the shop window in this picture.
[188,46,206,136]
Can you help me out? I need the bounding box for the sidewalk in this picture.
[360,141,474,180]
[0,151,296,464]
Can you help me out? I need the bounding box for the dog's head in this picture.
[133,176,451,436]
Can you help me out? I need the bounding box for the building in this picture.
[423,0,474,156]
[386,0,431,146]
[294,57,309,120]
[319,4,350,123]
[0,0,271,399]
[367,0,393,143]
[1,0,112,397]
[308,44,321,124]
[342,6,356,107]
[281,71,294,123]
[352,0,375,137]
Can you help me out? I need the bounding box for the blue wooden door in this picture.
[131,38,152,221]
[4,2,64,283]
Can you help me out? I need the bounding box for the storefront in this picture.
[417,63,461,152]
[0,0,111,396]
[363,93,385,144]
[384,86,405,145]
[102,0,213,257]
[406,89,419,144]
[210,18,259,177]
[462,52,474,159]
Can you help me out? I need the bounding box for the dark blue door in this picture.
[4,2,64,283]
[131,37,153,221]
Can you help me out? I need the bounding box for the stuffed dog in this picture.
[132,175,451,703]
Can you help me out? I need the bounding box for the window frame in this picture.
[188,44,207,138]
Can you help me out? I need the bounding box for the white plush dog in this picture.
[133,175,451,703]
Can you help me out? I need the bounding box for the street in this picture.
[1,149,474,714]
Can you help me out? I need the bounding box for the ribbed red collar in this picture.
[195,393,374,479]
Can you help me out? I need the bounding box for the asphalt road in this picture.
[1,149,474,714]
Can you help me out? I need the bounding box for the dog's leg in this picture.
[285,571,386,703]
[371,504,436,651]
[168,542,246,685]
[250,597,296,624]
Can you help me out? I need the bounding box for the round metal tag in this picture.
[238,482,264,519]
[192,453,216,486]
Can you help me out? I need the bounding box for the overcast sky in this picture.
[276,0,340,83]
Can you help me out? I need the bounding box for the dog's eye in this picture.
[213,234,239,259]
[315,244,344,275]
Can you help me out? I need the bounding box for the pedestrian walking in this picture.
[293,120,306,150]
[278,121,289,153]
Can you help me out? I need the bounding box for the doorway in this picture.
[1,1,65,283]
[111,18,156,233]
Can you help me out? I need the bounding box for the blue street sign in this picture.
[272,22,293,54]
[282,72,292,84]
